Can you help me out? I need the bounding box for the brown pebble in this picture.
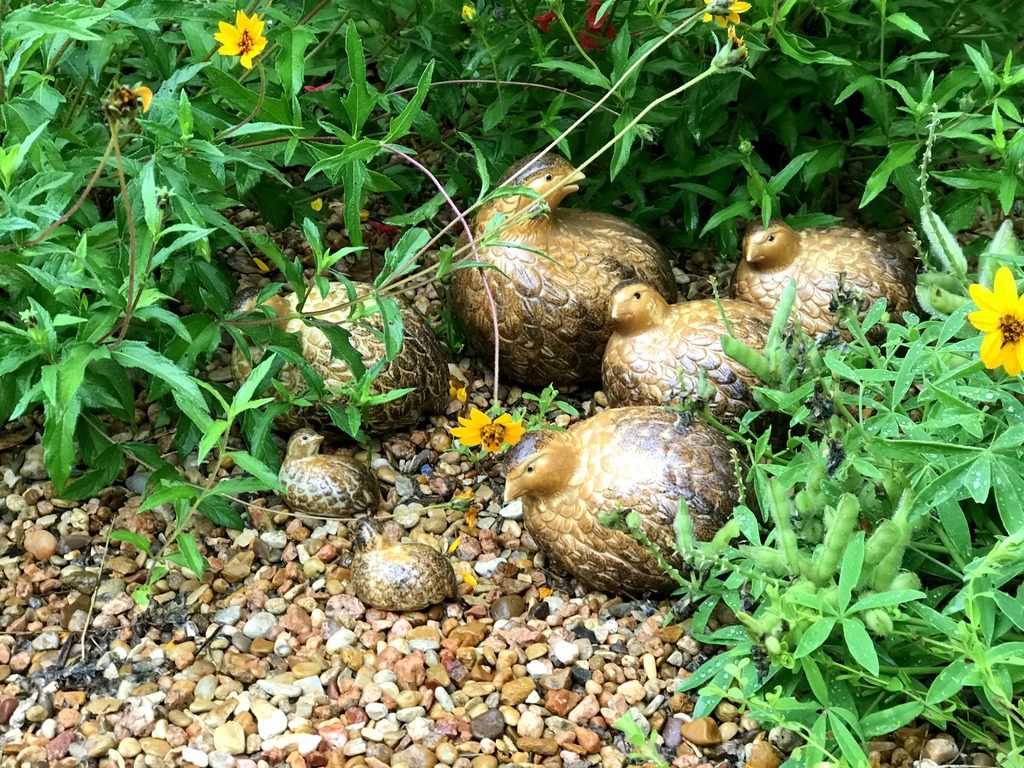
[490,595,526,620]
[392,744,437,768]
[23,528,59,560]
[516,736,559,756]
[470,709,505,740]
[500,677,535,706]
[0,698,17,725]
[747,740,782,768]
[680,716,721,746]
[923,737,960,765]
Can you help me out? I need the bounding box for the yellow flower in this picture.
[969,266,1024,376]
[449,383,468,403]
[311,197,324,212]
[133,85,153,113]
[214,10,268,70]
[462,4,476,21]
[451,408,526,453]
[703,0,752,27]
[464,505,478,532]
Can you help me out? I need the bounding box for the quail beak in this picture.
[560,169,586,195]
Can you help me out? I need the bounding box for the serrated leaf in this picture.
[198,495,245,528]
[385,60,434,143]
[111,342,211,429]
[276,27,314,99]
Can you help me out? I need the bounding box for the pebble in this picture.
[747,740,783,768]
[242,612,276,639]
[550,637,580,665]
[326,627,358,651]
[213,722,246,754]
[182,746,210,766]
[923,737,960,764]
[517,710,544,738]
[680,716,721,746]
[23,528,58,560]
[490,595,526,620]
[470,709,506,740]
[768,725,801,753]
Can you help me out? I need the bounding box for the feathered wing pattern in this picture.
[450,209,677,386]
[520,408,739,595]
[231,282,449,432]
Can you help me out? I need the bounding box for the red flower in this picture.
[534,10,556,32]
[581,0,616,49]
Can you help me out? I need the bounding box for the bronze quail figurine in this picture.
[503,406,738,595]
[278,429,380,518]
[231,281,450,433]
[449,152,678,386]
[350,519,458,612]
[602,282,772,423]
[732,219,918,336]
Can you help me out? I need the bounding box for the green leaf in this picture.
[828,712,866,763]
[384,60,434,143]
[110,529,152,554]
[842,618,879,674]
[139,482,198,513]
[228,450,281,488]
[860,702,924,738]
[850,589,926,612]
[111,342,211,429]
[926,659,972,704]
[773,28,851,66]
[140,159,160,237]
[276,26,315,99]
[4,3,112,41]
[198,495,245,528]
[886,12,929,40]
[197,420,228,463]
[794,617,836,658]
[837,531,864,611]
[533,60,611,89]
[376,296,404,362]
[170,532,207,578]
[861,142,919,206]
[376,227,429,287]
[42,394,80,492]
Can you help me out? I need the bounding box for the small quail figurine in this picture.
[278,429,380,518]
[231,281,449,433]
[503,406,738,595]
[350,519,458,612]
[732,219,919,336]
[602,282,772,423]
[449,152,678,386]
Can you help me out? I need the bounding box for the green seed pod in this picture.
[812,494,860,585]
[871,519,912,592]
[861,520,903,587]
[741,545,787,576]
[862,607,894,636]
[764,636,782,655]
[889,571,922,592]
[768,479,802,573]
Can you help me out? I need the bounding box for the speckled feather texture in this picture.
[351,522,457,612]
[450,209,678,386]
[231,282,449,433]
[279,453,379,518]
[506,407,738,595]
[603,293,772,424]
[733,225,918,336]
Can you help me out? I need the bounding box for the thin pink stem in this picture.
[382,144,501,405]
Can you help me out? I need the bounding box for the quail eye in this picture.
[633,292,642,300]
[526,466,534,473]
[545,174,553,182]
[767,235,775,242]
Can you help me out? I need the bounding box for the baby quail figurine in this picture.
[603,282,772,424]
[350,519,458,612]
[231,281,449,433]
[449,152,678,386]
[503,407,738,595]
[278,429,380,518]
[732,219,918,336]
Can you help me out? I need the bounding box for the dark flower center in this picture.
[481,424,506,450]
[240,31,254,53]
[1000,315,1023,346]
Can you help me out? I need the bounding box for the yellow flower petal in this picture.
[993,266,1020,306]
[703,12,713,22]
[311,197,324,212]
[1005,348,1023,376]
[979,331,1003,369]
[732,1,752,11]
[967,309,1000,333]
[133,86,153,112]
